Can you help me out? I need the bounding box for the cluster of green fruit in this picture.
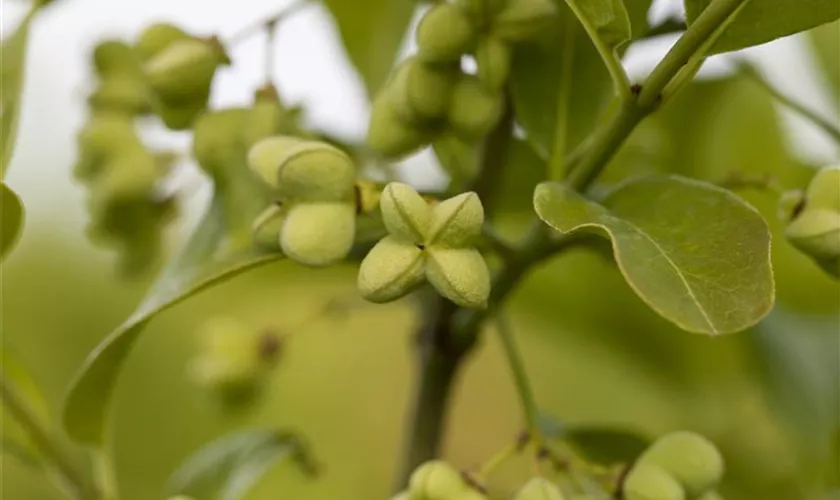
[248,136,358,266]
[189,317,281,410]
[367,0,556,159]
[358,182,491,308]
[247,136,492,308]
[622,431,725,500]
[393,431,725,500]
[780,166,840,278]
[74,39,178,275]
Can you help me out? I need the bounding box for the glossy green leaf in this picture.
[62,177,282,445]
[322,0,415,95]
[1,348,51,466]
[534,176,774,335]
[168,429,318,500]
[565,0,631,49]
[685,0,840,54]
[1,5,39,179]
[1,182,24,260]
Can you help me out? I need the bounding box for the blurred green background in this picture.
[1,1,839,499]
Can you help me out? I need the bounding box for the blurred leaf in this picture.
[809,21,839,103]
[496,138,545,215]
[685,0,840,55]
[534,176,774,335]
[1,182,24,260]
[624,0,654,38]
[432,134,478,187]
[751,310,840,489]
[1,5,39,179]
[62,178,283,446]
[565,427,650,465]
[322,0,415,96]
[168,429,318,500]
[511,4,612,160]
[539,414,650,465]
[1,348,51,466]
[565,0,631,49]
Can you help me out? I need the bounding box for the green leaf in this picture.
[565,0,631,49]
[1,5,39,179]
[167,429,318,500]
[432,134,478,187]
[533,176,774,335]
[565,427,650,465]
[496,138,546,215]
[62,175,283,445]
[322,0,416,95]
[1,348,52,466]
[539,414,650,465]
[512,22,609,159]
[685,0,840,54]
[624,0,654,39]
[1,182,24,260]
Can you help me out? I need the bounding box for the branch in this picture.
[739,62,840,145]
[566,0,753,190]
[495,313,541,445]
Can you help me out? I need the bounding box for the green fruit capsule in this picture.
[87,77,152,115]
[402,58,458,120]
[786,209,840,262]
[380,182,432,242]
[805,166,840,212]
[427,191,484,247]
[156,97,209,131]
[426,247,490,308]
[367,90,433,159]
[244,87,297,148]
[136,23,189,61]
[74,114,142,181]
[475,37,512,91]
[92,40,142,78]
[416,3,477,62]
[456,0,509,24]
[409,460,467,499]
[623,463,685,500]
[280,202,355,266]
[189,317,267,407]
[639,432,723,498]
[192,108,250,177]
[447,76,503,140]
[145,38,226,102]
[248,136,355,202]
[492,0,557,41]
[357,236,426,303]
[697,492,724,500]
[390,492,411,500]
[514,477,566,500]
[252,205,286,251]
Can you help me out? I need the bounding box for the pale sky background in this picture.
[1,0,838,250]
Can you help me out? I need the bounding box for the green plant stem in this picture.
[226,0,315,46]
[495,313,541,445]
[563,1,631,102]
[92,449,118,500]
[0,375,91,499]
[741,64,840,144]
[549,16,576,181]
[566,0,751,190]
